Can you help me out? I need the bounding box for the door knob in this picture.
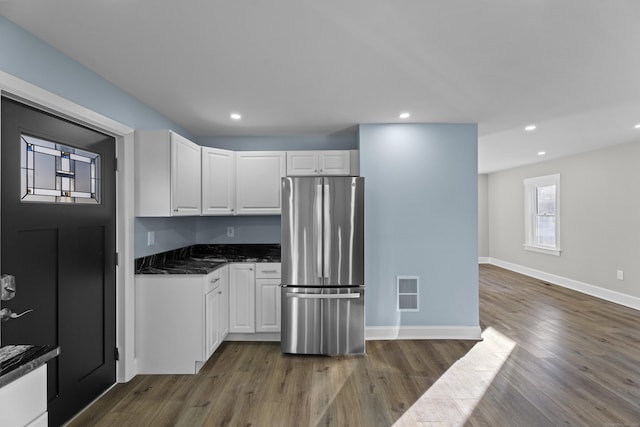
[0,308,34,322]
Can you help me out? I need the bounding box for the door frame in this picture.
[0,70,137,382]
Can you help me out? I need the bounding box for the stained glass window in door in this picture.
[20,134,101,204]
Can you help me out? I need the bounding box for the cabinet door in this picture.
[235,152,286,215]
[286,151,318,176]
[318,151,351,175]
[171,132,201,215]
[256,278,281,333]
[202,147,235,215]
[219,266,230,339]
[205,289,220,359]
[229,264,255,333]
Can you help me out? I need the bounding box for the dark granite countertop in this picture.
[0,344,60,388]
[135,244,281,275]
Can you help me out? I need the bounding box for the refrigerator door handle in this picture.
[285,292,361,299]
[316,182,323,280]
[323,183,331,280]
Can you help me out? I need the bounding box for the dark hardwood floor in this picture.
[67,265,640,426]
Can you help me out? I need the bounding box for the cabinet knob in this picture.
[218,291,222,294]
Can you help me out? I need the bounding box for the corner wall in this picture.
[487,140,640,304]
[359,123,480,336]
[478,174,489,259]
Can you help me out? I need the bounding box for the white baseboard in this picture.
[225,332,281,342]
[485,257,640,311]
[478,257,491,264]
[365,325,482,341]
[226,327,483,343]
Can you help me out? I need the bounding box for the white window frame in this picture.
[523,173,561,256]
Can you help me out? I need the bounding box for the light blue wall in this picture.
[134,217,197,258]
[1,17,201,260]
[198,135,357,151]
[134,216,282,258]
[359,123,479,327]
[0,17,192,137]
[196,216,281,246]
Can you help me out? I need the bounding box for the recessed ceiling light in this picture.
[230,113,242,120]
[537,151,546,156]
[634,123,640,129]
[525,125,537,131]
[399,112,411,119]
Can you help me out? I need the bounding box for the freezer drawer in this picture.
[281,286,365,355]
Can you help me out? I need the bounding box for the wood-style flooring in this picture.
[67,265,640,426]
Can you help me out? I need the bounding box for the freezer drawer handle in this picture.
[286,292,361,299]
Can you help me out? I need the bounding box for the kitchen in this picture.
[1,1,640,426]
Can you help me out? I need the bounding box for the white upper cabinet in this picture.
[135,130,201,216]
[171,133,202,215]
[235,151,286,215]
[202,147,235,215]
[286,151,318,175]
[286,151,352,176]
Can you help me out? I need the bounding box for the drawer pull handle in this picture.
[261,270,278,273]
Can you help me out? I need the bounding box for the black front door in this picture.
[1,97,116,426]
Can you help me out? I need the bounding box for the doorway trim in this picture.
[0,70,137,382]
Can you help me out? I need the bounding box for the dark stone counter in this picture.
[0,344,60,388]
[135,244,281,275]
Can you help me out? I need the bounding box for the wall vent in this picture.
[397,276,419,312]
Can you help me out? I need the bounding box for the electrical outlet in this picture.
[147,231,155,246]
[616,270,624,280]
[227,227,235,238]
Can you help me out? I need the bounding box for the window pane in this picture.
[536,185,556,215]
[21,134,100,204]
[536,216,556,246]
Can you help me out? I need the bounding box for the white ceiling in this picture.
[2,0,640,173]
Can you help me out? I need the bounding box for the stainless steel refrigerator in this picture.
[280,176,365,355]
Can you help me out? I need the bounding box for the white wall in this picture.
[486,140,640,302]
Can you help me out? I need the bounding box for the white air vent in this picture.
[397,276,419,311]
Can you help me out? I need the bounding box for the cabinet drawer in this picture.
[206,269,225,293]
[255,263,281,279]
[0,365,47,427]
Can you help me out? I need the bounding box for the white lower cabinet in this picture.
[229,263,255,333]
[135,266,229,374]
[256,279,281,333]
[205,266,229,359]
[205,288,220,358]
[255,263,281,333]
[0,364,48,427]
[229,263,281,335]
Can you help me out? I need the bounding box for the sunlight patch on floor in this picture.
[393,327,516,426]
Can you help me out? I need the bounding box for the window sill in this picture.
[523,245,562,257]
